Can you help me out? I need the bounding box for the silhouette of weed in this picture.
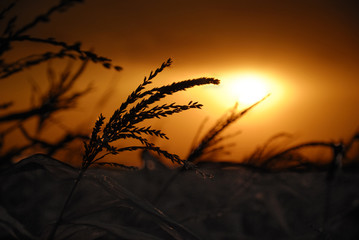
[47,58,220,239]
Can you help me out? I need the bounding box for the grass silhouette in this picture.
[1,1,359,239]
[187,95,270,163]
[47,58,220,239]
[0,0,121,167]
[152,95,270,204]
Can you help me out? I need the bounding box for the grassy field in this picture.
[1,2,359,239]
[1,154,358,239]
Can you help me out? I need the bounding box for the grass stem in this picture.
[47,168,85,240]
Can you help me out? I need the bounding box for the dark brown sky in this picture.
[2,0,359,163]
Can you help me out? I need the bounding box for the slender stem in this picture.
[152,167,184,205]
[47,168,85,240]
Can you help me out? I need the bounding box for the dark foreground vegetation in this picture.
[1,154,359,239]
[1,1,359,239]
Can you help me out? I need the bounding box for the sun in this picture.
[229,74,270,105]
[197,70,286,115]
[224,73,271,107]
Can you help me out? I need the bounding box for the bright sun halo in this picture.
[204,70,286,115]
[225,73,271,106]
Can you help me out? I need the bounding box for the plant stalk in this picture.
[47,168,85,240]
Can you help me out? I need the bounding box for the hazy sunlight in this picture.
[210,71,281,110]
[227,73,270,106]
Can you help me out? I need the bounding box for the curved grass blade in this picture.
[86,173,201,240]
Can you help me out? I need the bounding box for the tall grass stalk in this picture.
[152,95,270,205]
[47,58,220,239]
[0,0,123,166]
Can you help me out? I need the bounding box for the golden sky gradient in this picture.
[1,0,359,164]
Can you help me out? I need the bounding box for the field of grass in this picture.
[1,2,359,239]
[1,154,358,239]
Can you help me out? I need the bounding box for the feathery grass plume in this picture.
[48,58,220,239]
[0,0,123,166]
[35,60,91,132]
[0,0,121,80]
[152,95,269,205]
[0,38,123,79]
[0,61,91,166]
[187,94,270,163]
[242,128,359,172]
[253,141,339,171]
[83,58,219,169]
[244,132,294,168]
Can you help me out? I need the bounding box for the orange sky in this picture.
[1,0,359,165]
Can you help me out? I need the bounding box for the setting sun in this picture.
[227,74,270,106]
[209,71,282,110]
[2,1,359,239]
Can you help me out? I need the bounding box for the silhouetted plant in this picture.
[187,95,269,163]
[0,0,122,79]
[82,58,219,169]
[152,95,269,204]
[47,58,220,239]
[0,60,91,165]
[0,0,122,166]
[245,129,359,171]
